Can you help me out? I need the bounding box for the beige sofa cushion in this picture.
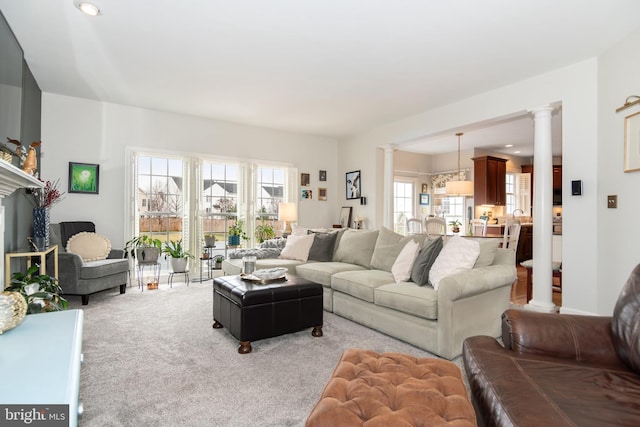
[332,229,379,268]
[370,227,426,272]
[331,269,394,303]
[296,262,365,287]
[375,282,438,320]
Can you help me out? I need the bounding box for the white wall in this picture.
[340,58,602,314]
[597,27,640,313]
[40,94,339,249]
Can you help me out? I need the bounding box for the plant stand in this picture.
[137,261,160,292]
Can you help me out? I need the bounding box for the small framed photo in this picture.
[624,111,640,172]
[339,206,352,228]
[420,193,430,205]
[301,188,312,200]
[301,173,310,186]
[319,170,327,181]
[346,170,361,200]
[318,188,327,201]
[68,162,100,194]
[421,183,429,193]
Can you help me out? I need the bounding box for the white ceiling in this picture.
[1,1,639,156]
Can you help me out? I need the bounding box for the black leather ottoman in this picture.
[212,274,323,353]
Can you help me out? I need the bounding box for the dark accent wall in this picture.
[3,55,42,254]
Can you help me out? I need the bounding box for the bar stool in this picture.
[520,259,562,301]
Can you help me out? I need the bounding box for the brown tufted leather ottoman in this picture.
[306,349,476,426]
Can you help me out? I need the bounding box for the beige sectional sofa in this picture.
[222,227,516,359]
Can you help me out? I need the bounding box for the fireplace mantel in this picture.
[0,160,44,197]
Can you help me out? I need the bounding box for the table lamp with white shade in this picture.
[278,202,297,237]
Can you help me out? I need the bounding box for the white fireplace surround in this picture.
[0,160,44,288]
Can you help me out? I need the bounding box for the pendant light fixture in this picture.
[445,132,473,196]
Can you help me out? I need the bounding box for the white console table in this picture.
[0,309,84,426]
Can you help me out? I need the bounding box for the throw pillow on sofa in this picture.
[279,233,315,261]
[307,230,338,262]
[370,226,426,272]
[391,240,420,283]
[429,236,480,290]
[410,236,444,286]
[66,232,112,261]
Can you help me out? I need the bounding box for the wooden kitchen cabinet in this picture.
[473,156,507,205]
[517,224,533,263]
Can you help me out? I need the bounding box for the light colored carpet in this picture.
[69,279,466,426]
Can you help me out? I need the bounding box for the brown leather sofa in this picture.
[463,263,640,427]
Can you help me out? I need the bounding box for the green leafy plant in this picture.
[162,238,194,259]
[448,219,462,228]
[228,220,248,240]
[124,235,162,260]
[255,218,275,243]
[6,265,68,314]
[214,255,224,263]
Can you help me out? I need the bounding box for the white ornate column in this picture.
[383,144,397,230]
[527,106,557,312]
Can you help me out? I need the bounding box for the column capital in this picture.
[382,143,398,152]
[528,105,555,116]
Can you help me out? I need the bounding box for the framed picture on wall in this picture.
[301,173,311,186]
[345,170,361,200]
[319,170,327,181]
[420,193,430,205]
[624,111,640,172]
[68,162,100,194]
[318,188,327,201]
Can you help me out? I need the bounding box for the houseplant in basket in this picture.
[228,220,248,246]
[162,239,194,273]
[124,235,162,263]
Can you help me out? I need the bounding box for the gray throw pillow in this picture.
[410,237,444,286]
[370,226,426,272]
[332,229,379,268]
[307,230,338,262]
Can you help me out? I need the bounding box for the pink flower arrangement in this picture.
[29,178,65,208]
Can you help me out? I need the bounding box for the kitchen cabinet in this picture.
[521,164,562,206]
[521,164,533,203]
[473,156,507,205]
[517,224,533,263]
[553,165,562,205]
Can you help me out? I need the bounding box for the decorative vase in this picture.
[32,207,50,249]
[0,291,28,334]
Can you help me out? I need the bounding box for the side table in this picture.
[4,245,59,288]
[137,261,160,291]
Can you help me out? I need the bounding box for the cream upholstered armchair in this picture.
[49,221,129,305]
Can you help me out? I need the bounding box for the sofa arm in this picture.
[502,309,622,365]
[57,252,83,291]
[437,264,516,302]
[108,249,125,259]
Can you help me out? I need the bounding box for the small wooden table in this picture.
[4,245,59,288]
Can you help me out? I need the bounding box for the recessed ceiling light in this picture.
[77,2,101,16]
[505,144,513,148]
[514,150,521,154]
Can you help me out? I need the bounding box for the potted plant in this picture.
[214,255,224,270]
[228,219,248,246]
[255,218,275,243]
[125,235,162,263]
[449,219,462,234]
[162,238,194,273]
[204,233,216,248]
[5,265,68,314]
